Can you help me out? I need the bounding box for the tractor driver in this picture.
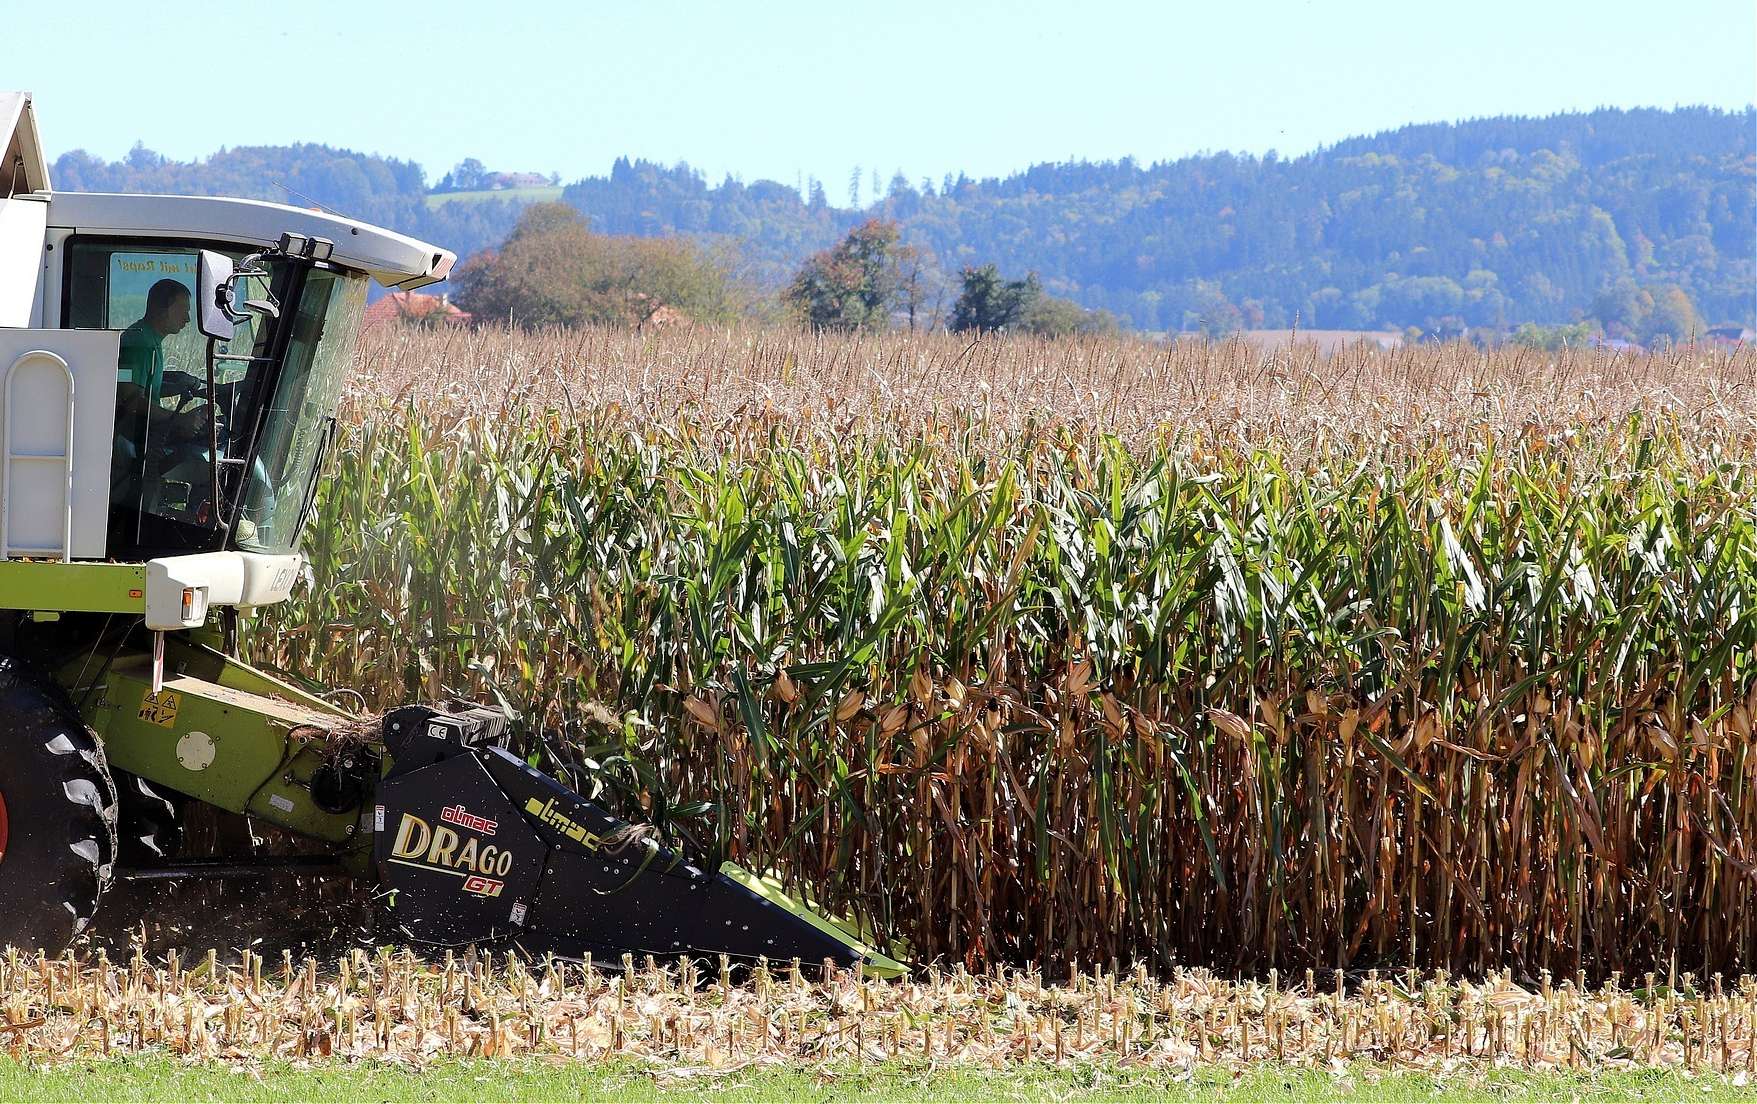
[112,278,208,503]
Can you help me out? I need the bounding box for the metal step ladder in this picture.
[1,349,75,561]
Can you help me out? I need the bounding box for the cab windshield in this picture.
[235,268,364,553]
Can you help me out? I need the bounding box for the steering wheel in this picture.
[159,372,204,410]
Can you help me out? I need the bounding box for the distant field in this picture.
[425,185,563,207]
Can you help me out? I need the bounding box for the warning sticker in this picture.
[138,689,181,728]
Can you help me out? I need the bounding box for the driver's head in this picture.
[144,279,191,337]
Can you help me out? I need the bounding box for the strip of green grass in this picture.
[2,1057,1751,1102]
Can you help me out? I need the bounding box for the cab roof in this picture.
[44,192,456,290]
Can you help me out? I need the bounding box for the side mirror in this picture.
[196,250,236,341]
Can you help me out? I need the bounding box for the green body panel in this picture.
[60,634,366,851]
[0,561,146,614]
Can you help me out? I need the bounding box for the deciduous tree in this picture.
[453,203,738,329]
[438,158,488,192]
[1018,294,1122,338]
[783,220,907,332]
[1642,284,1701,343]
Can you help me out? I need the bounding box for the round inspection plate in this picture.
[176,730,216,772]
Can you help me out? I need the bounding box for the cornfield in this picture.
[254,324,1757,979]
[3,947,1755,1074]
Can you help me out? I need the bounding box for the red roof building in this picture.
[363,291,471,328]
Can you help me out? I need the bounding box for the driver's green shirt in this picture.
[117,318,164,407]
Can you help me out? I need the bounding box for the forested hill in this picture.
[51,106,1755,333]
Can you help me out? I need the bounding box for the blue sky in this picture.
[5,0,1752,196]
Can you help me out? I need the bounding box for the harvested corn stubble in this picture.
[2,948,1756,1075]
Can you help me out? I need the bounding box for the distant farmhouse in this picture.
[1707,325,1754,345]
[431,158,560,194]
[364,291,471,328]
[482,171,553,190]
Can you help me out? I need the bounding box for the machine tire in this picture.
[115,771,183,863]
[0,656,118,951]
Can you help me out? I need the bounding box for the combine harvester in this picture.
[0,93,903,975]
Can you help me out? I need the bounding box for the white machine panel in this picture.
[145,551,305,628]
[0,197,47,327]
[0,329,119,559]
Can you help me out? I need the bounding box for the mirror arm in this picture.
[221,253,280,325]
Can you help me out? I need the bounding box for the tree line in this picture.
[448,205,1120,338]
[51,106,1755,337]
